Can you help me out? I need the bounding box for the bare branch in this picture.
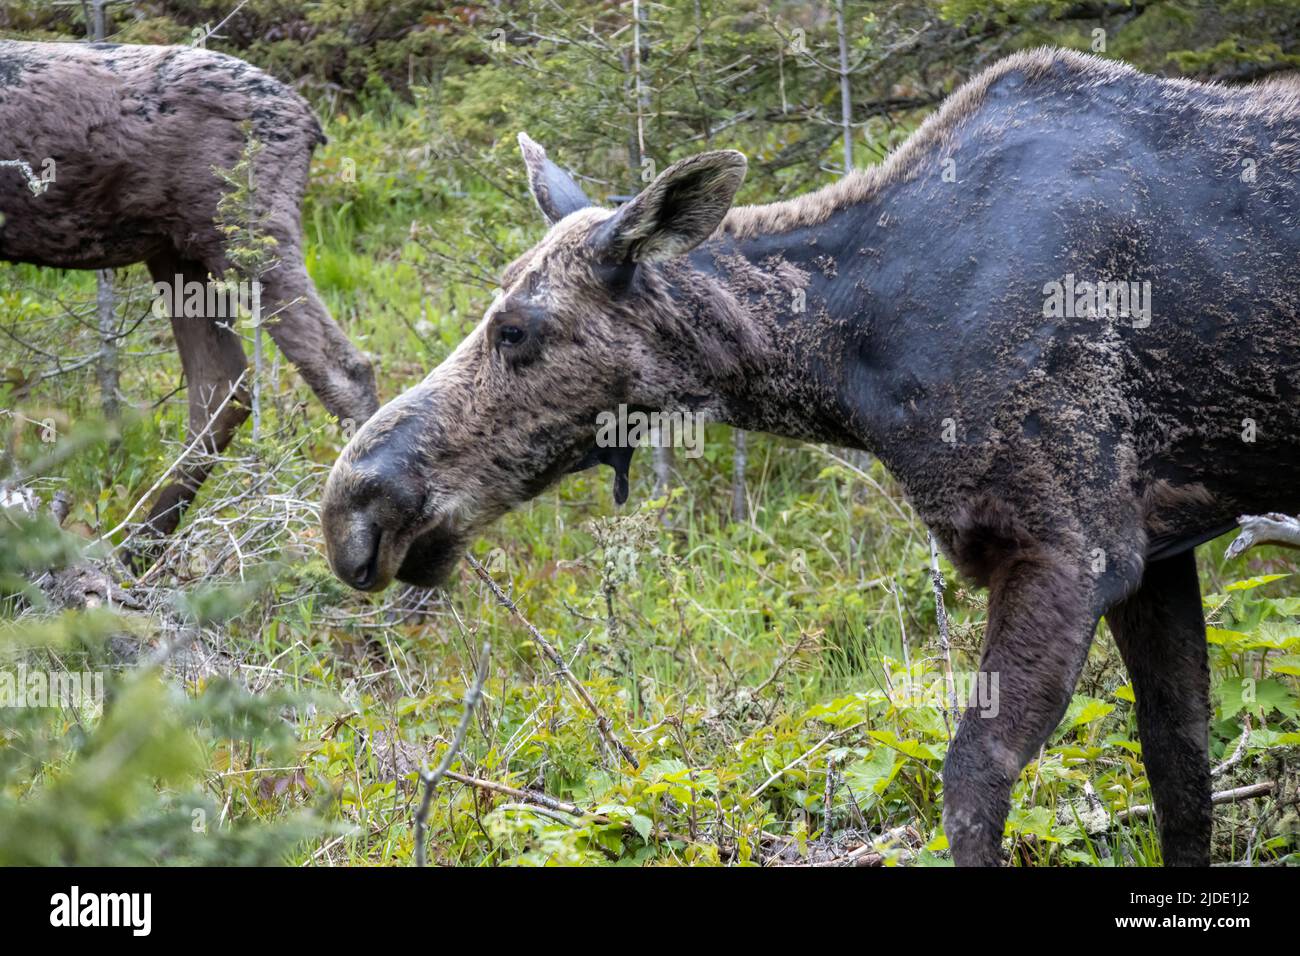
[465,553,639,769]
[1116,781,1277,825]
[414,641,490,867]
[1227,513,1300,558]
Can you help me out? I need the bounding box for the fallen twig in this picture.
[1115,781,1277,825]
[1226,513,1300,558]
[805,824,923,867]
[495,803,582,828]
[1212,715,1252,778]
[441,769,698,847]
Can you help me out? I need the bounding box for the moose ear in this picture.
[590,149,747,263]
[518,132,593,225]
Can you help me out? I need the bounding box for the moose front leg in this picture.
[943,550,1101,866]
[1105,549,1211,866]
[257,259,378,427]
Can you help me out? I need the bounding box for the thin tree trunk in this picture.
[695,0,749,521]
[95,269,119,419]
[632,0,647,161]
[247,159,263,443]
[835,0,854,174]
[629,0,673,501]
[91,2,120,421]
[731,428,747,522]
[833,0,872,479]
[250,281,262,441]
[270,349,281,419]
[694,0,711,141]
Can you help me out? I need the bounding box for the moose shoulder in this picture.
[322,48,1300,866]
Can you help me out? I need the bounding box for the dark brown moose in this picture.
[322,50,1300,866]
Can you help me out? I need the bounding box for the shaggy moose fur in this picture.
[322,48,1300,866]
[0,40,377,542]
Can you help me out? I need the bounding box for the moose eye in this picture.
[490,306,544,364]
[499,325,526,346]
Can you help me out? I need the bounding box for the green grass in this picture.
[1,99,1297,867]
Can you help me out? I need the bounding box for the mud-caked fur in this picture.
[0,40,378,543]
[323,49,1300,866]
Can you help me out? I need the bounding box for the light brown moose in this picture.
[0,40,378,550]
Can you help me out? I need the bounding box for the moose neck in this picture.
[674,199,882,450]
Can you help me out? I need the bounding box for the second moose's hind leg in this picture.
[136,254,251,550]
[1105,549,1212,866]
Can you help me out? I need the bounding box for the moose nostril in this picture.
[342,523,382,590]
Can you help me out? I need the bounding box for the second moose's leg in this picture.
[258,258,378,427]
[136,254,251,551]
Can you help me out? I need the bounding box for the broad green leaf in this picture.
[1270,654,1300,676]
[1265,597,1300,616]
[865,729,939,761]
[1071,699,1115,727]
[1207,626,1251,647]
[1007,806,1058,841]
[631,814,653,841]
[1217,677,1300,719]
[1226,573,1289,592]
[844,746,900,801]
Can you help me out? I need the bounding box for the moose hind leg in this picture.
[943,548,1100,866]
[1106,549,1212,866]
[136,256,251,550]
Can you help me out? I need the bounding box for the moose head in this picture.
[321,134,755,590]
